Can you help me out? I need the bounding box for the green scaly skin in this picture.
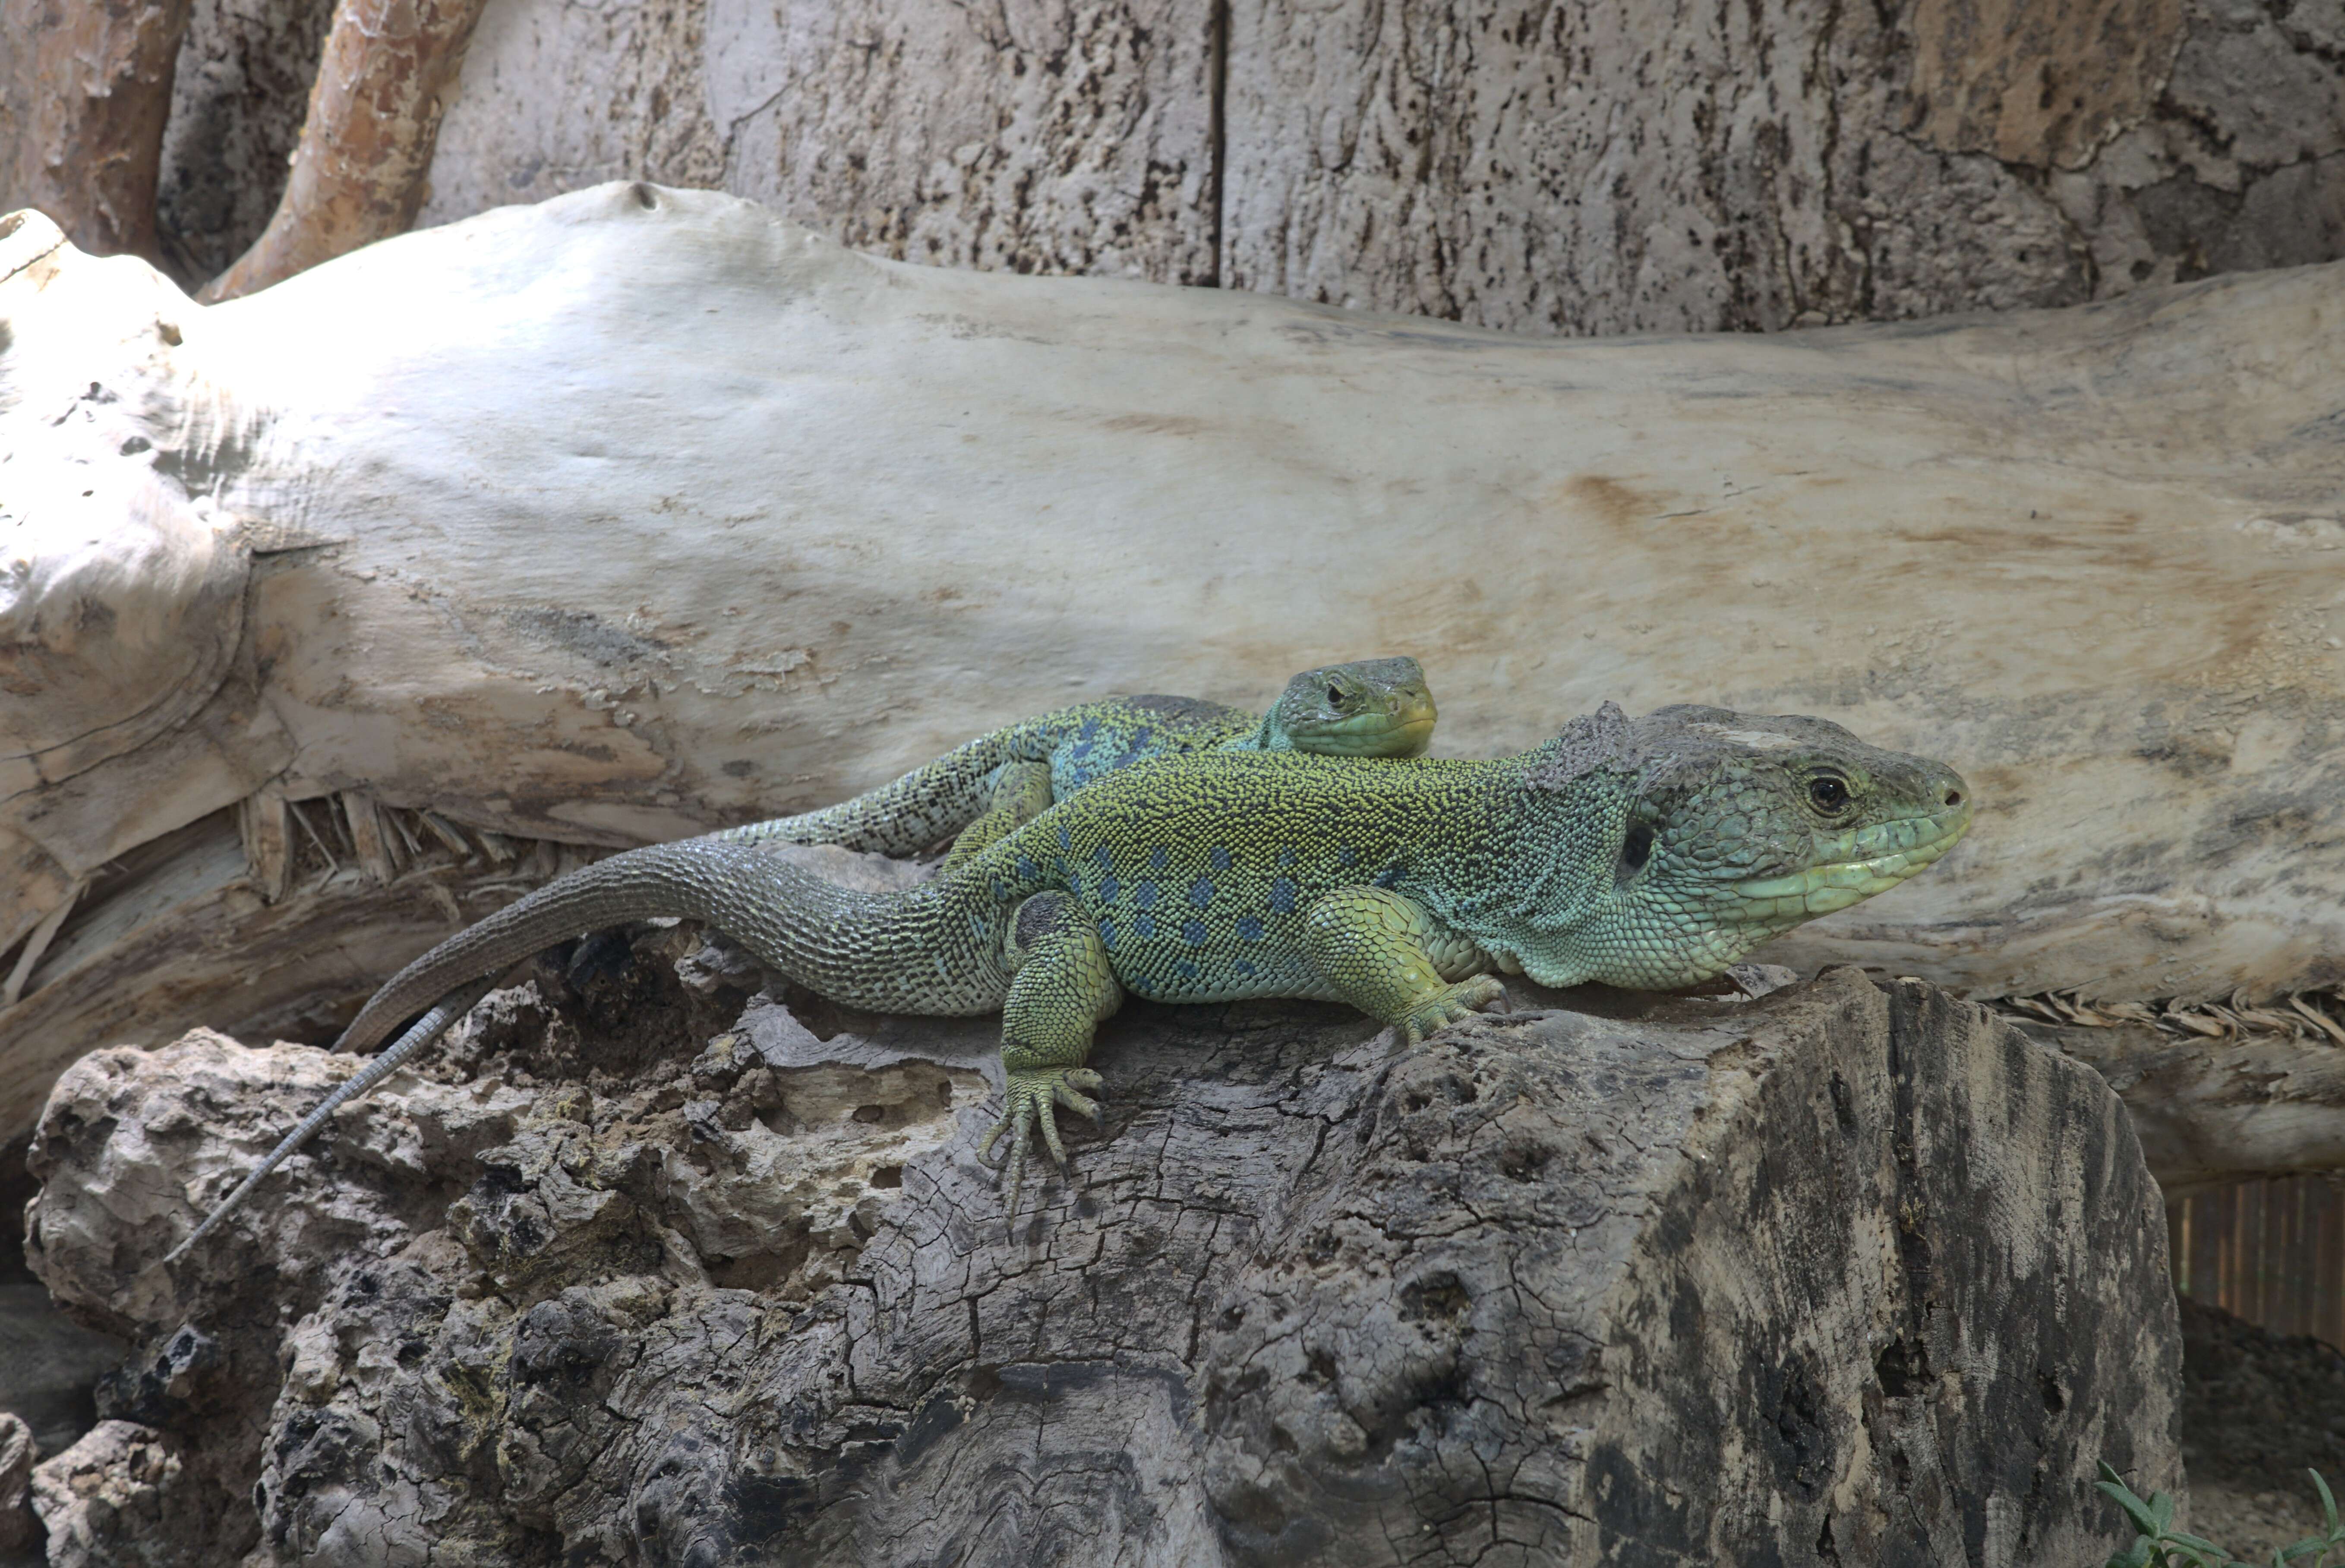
[167,702,1969,1259]
[712,657,1437,868]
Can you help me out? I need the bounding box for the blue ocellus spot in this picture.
[1098,918,1117,950]
[1174,960,1200,982]
[1182,919,1208,945]
[1235,916,1265,942]
[1099,874,1122,903]
[1209,846,1232,871]
[1057,823,1073,850]
[1134,912,1156,940]
[1337,846,1358,868]
[1276,846,1297,868]
[1016,855,1039,880]
[1188,876,1215,908]
[1372,867,1400,889]
[1093,844,1115,871]
[1150,846,1170,870]
[1267,877,1298,914]
[1133,880,1159,909]
[1232,959,1257,978]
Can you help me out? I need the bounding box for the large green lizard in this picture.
[169,702,1969,1256]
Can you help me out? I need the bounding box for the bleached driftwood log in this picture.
[2,184,2342,1152]
[23,961,2181,1565]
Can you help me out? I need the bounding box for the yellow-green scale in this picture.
[969,750,1520,1006]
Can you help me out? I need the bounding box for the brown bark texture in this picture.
[196,0,489,301]
[21,0,2325,323]
[21,958,2181,1566]
[0,0,195,262]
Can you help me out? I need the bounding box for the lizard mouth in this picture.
[1318,696,1439,756]
[1727,805,1973,918]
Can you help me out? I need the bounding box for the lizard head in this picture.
[1265,657,1439,757]
[1507,704,1971,988]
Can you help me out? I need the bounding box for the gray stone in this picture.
[24,940,2181,1564]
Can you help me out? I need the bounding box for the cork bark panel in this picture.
[703,0,1220,282]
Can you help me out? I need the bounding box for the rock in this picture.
[26,1420,212,1568]
[0,1413,33,1555]
[25,940,2181,1564]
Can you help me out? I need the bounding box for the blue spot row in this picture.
[1209,846,1232,871]
[1182,919,1208,945]
[1134,880,1159,910]
[1267,877,1298,914]
[1188,876,1215,908]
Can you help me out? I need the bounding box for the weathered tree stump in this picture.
[23,944,2179,1566]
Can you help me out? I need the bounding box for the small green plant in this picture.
[2098,1462,2345,1568]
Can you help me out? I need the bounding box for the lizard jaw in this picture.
[1729,805,1973,918]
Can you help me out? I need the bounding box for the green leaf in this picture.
[2153,1493,2178,1533]
[2102,1540,2153,1568]
[2313,1470,2340,1536]
[2099,1480,2165,1540]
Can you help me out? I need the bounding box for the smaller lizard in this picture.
[713,656,1437,868]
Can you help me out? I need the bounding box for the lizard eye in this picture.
[1808,776,1851,813]
[1327,685,1347,708]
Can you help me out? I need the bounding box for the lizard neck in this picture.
[1407,751,1641,990]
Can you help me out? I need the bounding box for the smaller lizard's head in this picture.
[1265,657,1438,757]
[1511,704,1971,988]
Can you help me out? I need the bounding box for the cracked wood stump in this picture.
[22,947,2179,1566]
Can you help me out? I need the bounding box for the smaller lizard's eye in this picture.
[1327,685,1347,708]
[1808,776,1851,813]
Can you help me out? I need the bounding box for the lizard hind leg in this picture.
[1302,885,1506,1046]
[977,890,1124,1224]
[941,760,1057,873]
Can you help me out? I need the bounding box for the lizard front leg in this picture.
[977,890,1124,1221]
[1302,886,1506,1044]
[942,760,1057,873]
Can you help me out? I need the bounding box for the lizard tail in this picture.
[344,839,1015,1056]
[169,840,1015,1262]
[161,976,499,1266]
[708,729,1032,856]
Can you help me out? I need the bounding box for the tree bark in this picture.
[196,0,489,302]
[0,0,194,263]
[23,962,2181,1565]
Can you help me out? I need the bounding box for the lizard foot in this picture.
[1400,975,1509,1046]
[975,1066,1105,1223]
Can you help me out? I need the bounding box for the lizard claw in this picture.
[1400,975,1509,1046]
[978,1066,1106,1228]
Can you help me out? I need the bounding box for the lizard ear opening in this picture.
[1614,820,1655,886]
